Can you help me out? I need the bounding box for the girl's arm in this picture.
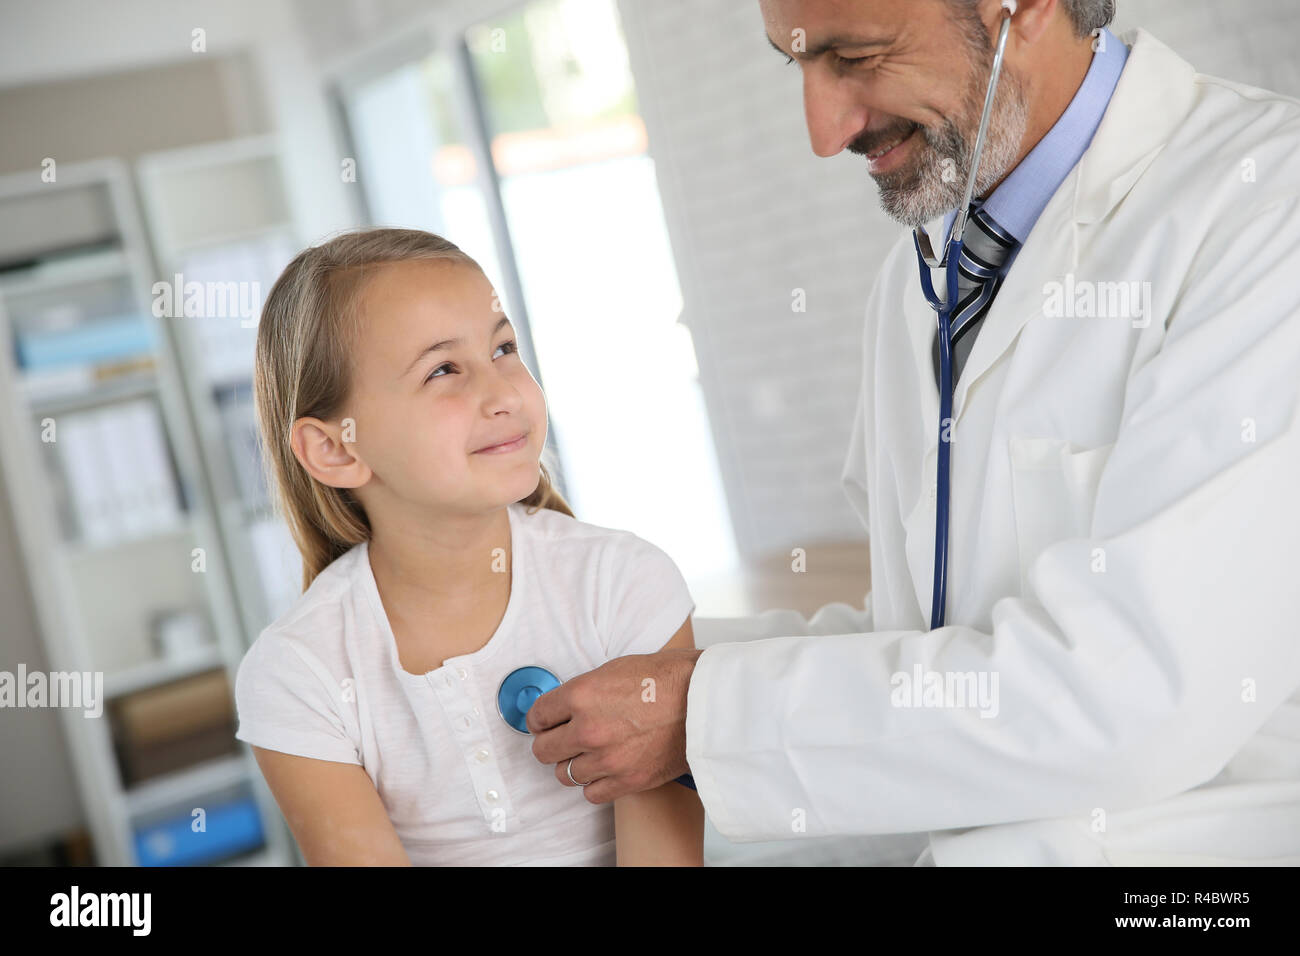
[251,747,413,865]
[613,616,706,866]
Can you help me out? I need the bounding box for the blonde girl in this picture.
[234,228,702,865]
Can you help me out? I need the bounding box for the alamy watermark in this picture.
[0,665,103,718]
[50,886,150,935]
[1043,273,1153,328]
[890,663,1000,719]
[152,273,261,328]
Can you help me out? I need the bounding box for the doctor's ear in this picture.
[996,0,1057,45]
[290,416,372,490]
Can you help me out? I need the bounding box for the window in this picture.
[338,0,737,578]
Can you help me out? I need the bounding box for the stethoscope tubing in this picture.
[916,5,1016,630]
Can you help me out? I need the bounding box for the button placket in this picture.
[428,664,515,830]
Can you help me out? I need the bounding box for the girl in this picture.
[233,228,703,865]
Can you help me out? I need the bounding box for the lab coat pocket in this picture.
[1008,437,1115,597]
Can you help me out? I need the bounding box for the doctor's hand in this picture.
[525,646,704,804]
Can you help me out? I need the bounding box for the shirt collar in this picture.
[928,26,1130,247]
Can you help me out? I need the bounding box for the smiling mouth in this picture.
[866,122,921,159]
[474,432,528,454]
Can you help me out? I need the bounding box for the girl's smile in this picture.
[473,431,529,454]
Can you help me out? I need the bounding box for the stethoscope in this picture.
[911,0,1017,630]
[498,667,698,791]
[489,7,1020,764]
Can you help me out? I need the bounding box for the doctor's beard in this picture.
[854,41,1030,228]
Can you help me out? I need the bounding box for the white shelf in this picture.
[136,136,305,645]
[0,248,133,298]
[168,223,294,256]
[0,159,294,868]
[26,369,160,418]
[134,138,307,867]
[136,136,293,255]
[61,516,193,563]
[103,645,225,700]
[124,753,250,818]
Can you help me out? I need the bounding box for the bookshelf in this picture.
[0,159,294,866]
[134,136,305,641]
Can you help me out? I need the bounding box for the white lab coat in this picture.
[685,28,1300,865]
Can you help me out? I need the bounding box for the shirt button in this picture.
[444,674,453,687]
[485,789,499,802]
[475,749,490,762]
[459,714,473,729]
[472,705,480,716]
[457,667,468,680]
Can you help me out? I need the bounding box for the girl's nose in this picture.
[481,365,525,414]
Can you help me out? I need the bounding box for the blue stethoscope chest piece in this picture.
[497,666,561,734]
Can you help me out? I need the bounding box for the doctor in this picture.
[527,0,1300,865]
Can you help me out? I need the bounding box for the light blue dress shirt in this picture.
[933,26,1130,264]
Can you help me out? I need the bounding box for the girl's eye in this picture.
[424,340,519,384]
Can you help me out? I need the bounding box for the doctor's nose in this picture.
[803,69,870,157]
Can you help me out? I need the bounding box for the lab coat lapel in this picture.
[917,28,1197,425]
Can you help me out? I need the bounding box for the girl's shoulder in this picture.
[512,502,671,582]
[268,541,369,633]
[512,503,695,658]
[243,542,372,678]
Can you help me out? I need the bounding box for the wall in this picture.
[0,54,268,176]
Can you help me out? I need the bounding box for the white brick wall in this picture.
[293,0,1300,561]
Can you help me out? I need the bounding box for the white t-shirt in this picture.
[234,501,696,866]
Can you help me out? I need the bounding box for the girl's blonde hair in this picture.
[253,227,573,591]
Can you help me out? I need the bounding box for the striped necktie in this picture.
[931,201,1020,390]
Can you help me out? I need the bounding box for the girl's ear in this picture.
[290,416,372,489]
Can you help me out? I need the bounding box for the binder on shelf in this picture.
[100,403,150,539]
[55,411,117,545]
[127,399,184,533]
[115,668,233,747]
[14,312,155,370]
[132,793,265,866]
[113,668,238,786]
[215,384,268,508]
[53,399,184,546]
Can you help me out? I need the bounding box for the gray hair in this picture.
[1058,0,1116,38]
[952,0,1116,40]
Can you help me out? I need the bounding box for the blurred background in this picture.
[0,0,1295,867]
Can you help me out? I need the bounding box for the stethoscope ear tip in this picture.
[1002,0,1018,14]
